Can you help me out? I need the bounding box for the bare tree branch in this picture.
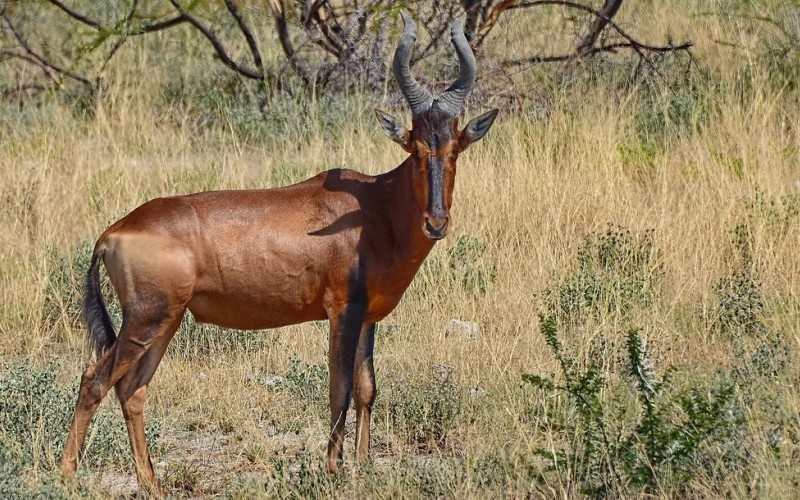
[1,0,696,105]
[132,15,188,35]
[498,0,691,75]
[168,0,264,81]
[270,0,315,88]
[575,0,622,58]
[44,0,102,30]
[305,1,344,57]
[223,0,265,78]
[44,0,188,37]
[1,10,95,92]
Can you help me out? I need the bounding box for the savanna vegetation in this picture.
[1,0,798,497]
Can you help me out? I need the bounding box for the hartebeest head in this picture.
[376,12,498,240]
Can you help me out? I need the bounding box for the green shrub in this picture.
[413,235,497,298]
[281,355,328,405]
[382,365,464,451]
[710,191,793,377]
[743,186,800,239]
[622,330,745,491]
[163,69,374,148]
[542,224,663,325]
[637,89,699,139]
[0,358,163,472]
[0,440,92,500]
[711,255,765,339]
[524,319,746,497]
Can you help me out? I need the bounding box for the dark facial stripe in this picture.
[427,155,447,219]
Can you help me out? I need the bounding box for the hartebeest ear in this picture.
[375,109,411,150]
[460,109,499,150]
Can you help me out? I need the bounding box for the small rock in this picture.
[445,319,481,339]
[468,386,488,398]
[245,373,284,389]
[258,375,285,389]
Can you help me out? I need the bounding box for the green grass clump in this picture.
[413,235,497,298]
[281,355,329,404]
[0,358,163,473]
[542,224,663,325]
[524,222,795,497]
[382,365,464,451]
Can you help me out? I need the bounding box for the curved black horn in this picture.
[435,13,476,116]
[393,11,433,116]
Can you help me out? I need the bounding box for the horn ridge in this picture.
[393,11,433,116]
[435,13,476,116]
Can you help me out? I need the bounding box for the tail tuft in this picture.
[84,247,116,358]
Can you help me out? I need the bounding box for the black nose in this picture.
[424,216,449,240]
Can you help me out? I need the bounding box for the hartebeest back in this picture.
[60,11,497,493]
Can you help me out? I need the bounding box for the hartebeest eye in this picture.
[416,143,432,156]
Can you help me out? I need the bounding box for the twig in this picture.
[45,0,102,30]
[498,0,692,77]
[45,0,187,37]
[223,0,265,78]
[1,11,95,91]
[270,0,315,88]
[168,0,264,81]
[509,0,691,52]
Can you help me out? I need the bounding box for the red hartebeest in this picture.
[60,11,497,492]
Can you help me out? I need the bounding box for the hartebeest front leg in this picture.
[353,323,376,463]
[326,306,364,474]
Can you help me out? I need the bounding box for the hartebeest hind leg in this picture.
[60,345,133,476]
[60,301,182,493]
[114,312,183,493]
[353,323,376,463]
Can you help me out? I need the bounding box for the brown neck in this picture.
[378,157,436,262]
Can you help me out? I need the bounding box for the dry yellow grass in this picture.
[1,1,799,497]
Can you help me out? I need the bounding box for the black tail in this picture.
[84,246,116,358]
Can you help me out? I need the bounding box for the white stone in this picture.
[445,319,480,339]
